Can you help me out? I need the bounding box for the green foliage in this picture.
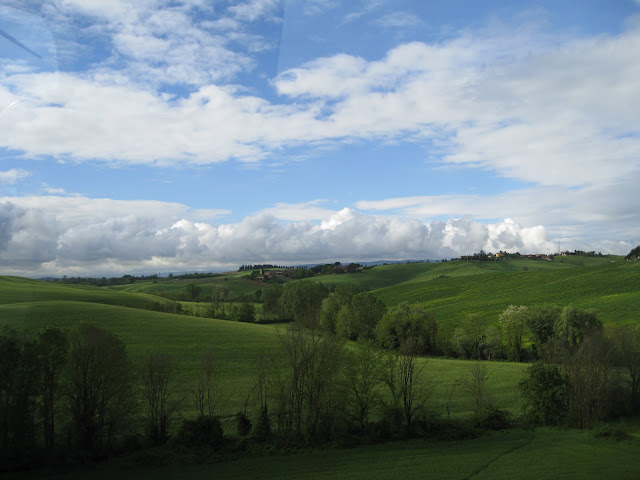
[262,284,285,319]
[554,305,602,348]
[335,292,385,341]
[68,324,134,455]
[319,283,368,333]
[625,245,640,260]
[527,304,561,346]
[235,411,252,437]
[519,362,570,426]
[499,305,528,361]
[176,416,223,447]
[377,302,438,355]
[282,281,328,327]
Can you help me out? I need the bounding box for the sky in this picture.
[1,0,639,277]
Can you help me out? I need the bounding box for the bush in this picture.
[236,411,252,437]
[176,416,224,447]
[519,362,570,426]
[473,407,512,430]
[593,423,630,441]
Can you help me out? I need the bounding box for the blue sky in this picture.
[1,0,639,276]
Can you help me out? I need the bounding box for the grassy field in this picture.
[369,259,640,342]
[0,300,527,422]
[18,428,640,480]
[112,274,262,301]
[0,276,175,310]
[2,263,640,477]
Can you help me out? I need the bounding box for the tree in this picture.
[565,335,615,429]
[319,283,367,333]
[232,302,256,323]
[335,292,386,341]
[141,352,178,445]
[195,348,221,419]
[554,305,602,349]
[499,305,528,361]
[519,362,570,426]
[185,283,202,301]
[271,328,345,440]
[282,281,329,327]
[37,328,69,449]
[68,324,134,455]
[343,340,384,429]
[527,304,561,346]
[262,284,285,319]
[397,340,430,434]
[609,325,640,411]
[463,362,491,415]
[0,328,40,454]
[377,303,438,355]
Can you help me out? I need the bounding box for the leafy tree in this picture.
[319,283,367,333]
[261,284,285,319]
[609,325,640,411]
[625,245,640,260]
[335,292,386,341]
[377,303,438,355]
[499,305,528,361]
[185,283,202,301]
[68,324,134,455]
[554,305,602,349]
[0,329,40,454]
[282,281,329,327]
[565,335,615,429]
[519,362,570,426]
[527,304,561,346]
[232,302,256,323]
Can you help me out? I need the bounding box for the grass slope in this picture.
[0,276,174,310]
[112,275,261,301]
[0,300,527,420]
[371,260,640,339]
[28,429,640,480]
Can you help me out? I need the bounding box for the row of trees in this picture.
[520,324,640,428]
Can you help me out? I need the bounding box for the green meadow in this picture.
[1,258,639,477]
[18,428,640,480]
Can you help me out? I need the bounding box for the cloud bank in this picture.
[0,196,558,276]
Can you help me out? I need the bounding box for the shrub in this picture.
[236,411,252,437]
[176,416,224,447]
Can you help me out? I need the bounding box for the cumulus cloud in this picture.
[2,17,638,189]
[0,168,30,185]
[0,196,560,276]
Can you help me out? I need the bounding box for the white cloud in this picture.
[0,196,564,276]
[1,15,638,192]
[0,168,30,185]
[374,12,423,29]
[228,0,282,22]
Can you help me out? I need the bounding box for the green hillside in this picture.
[371,260,639,333]
[0,300,283,417]
[112,274,261,301]
[0,276,175,310]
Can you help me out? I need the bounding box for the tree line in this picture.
[3,313,639,472]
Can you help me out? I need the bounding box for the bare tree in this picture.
[142,352,178,445]
[37,328,68,449]
[194,348,221,419]
[463,362,491,415]
[344,340,384,429]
